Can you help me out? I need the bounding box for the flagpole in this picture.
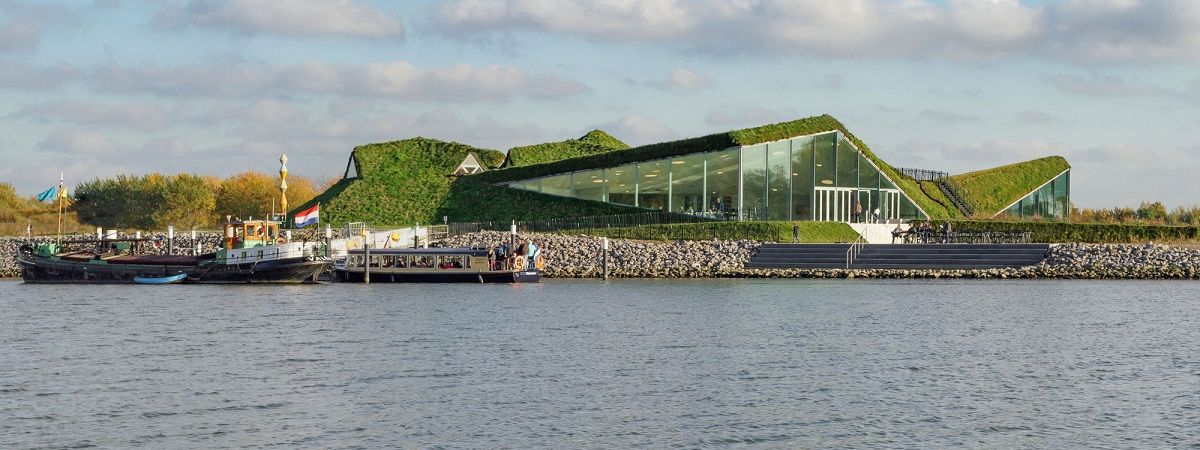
[56,172,64,246]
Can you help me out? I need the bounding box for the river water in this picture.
[2,279,1198,449]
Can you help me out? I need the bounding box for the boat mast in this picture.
[56,172,64,246]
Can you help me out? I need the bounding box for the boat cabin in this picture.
[226,220,281,250]
[337,247,539,283]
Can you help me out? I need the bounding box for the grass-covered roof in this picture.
[951,156,1071,218]
[478,114,962,219]
[503,129,629,168]
[291,137,639,225]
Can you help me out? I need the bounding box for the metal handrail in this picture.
[844,234,867,269]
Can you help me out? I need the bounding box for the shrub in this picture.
[933,220,1200,243]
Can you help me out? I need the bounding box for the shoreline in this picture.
[3,232,1199,281]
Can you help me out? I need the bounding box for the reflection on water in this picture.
[2,279,1198,448]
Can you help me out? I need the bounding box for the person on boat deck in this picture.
[527,241,540,269]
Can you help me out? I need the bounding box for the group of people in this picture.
[891,221,953,244]
[489,240,541,271]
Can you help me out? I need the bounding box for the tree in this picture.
[286,175,319,212]
[214,171,280,223]
[153,174,216,228]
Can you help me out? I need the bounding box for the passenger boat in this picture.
[334,247,540,283]
[16,219,331,284]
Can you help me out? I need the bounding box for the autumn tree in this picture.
[214,171,279,223]
[154,174,216,228]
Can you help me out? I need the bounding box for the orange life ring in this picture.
[513,255,527,271]
[535,256,545,270]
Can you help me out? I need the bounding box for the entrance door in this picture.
[814,187,859,222]
[879,189,900,222]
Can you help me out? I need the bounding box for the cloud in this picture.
[435,0,1200,64]
[589,115,676,146]
[919,109,982,123]
[154,0,405,39]
[1015,110,1065,125]
[12,100,182,131]
[646,68,712,92]
[705,107,790,127]
[35,129,126,156]
[0,60,77,90]
[85,61,589,101]
[0,1,74,53]
[1045,73,1167,97]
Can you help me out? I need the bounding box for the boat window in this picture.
[439,255,464,269]
[370,256,382,268]
[395,255,408,268]
[412,256,432,268]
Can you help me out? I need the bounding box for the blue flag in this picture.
[36,186,57,202]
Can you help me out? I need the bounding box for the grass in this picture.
[291,137,642,225]
[580,221,859,243]
[950,156,1071,218]
[503,129,628,168]
[937,219,1200,244]
[477,114,960,219]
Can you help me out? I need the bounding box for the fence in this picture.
[895,167,949,182]
[449,211,714,236]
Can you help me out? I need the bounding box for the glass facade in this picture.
[998,169,1071,221]
[502,131,928,222]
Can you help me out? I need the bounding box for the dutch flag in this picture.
[294,204,319,227]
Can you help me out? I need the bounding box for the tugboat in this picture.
[16,219,330,284]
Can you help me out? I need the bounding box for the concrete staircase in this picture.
[747,243,1050,270]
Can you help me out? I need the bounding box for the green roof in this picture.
[479,114,961,219]
[292,137,639,224]
[503,129,629,168]
[950,156,1071,218]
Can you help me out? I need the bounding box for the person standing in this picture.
[853,200,863,223]
[792,223,800,243]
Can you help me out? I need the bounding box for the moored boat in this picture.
[17,219,331,284]
[334,247,540,283]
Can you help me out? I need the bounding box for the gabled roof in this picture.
[950,156,1071,218]
[451,152,487,176]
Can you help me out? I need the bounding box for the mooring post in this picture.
[167,225,174,255]
[603,237,609,280]
[363,229,371,284]
[510,221,517,270]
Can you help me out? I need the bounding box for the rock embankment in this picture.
[437,231,754,278]
[438,233,1200,280]
[4,231,1199,280]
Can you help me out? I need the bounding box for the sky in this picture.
[1,0,1199,209]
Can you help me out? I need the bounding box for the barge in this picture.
[17,219,330,284]
[334,247,540,283]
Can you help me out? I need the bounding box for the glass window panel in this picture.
[670,153,706,216]
[836,135,860,188]
[791,136,814,221]
[606,165,637,206]
[859,154,879,190]
[899,196,919,219]
[741,144,767,221]
[638,160,669,210]
[706,148,739,220]
[767,141,790,221]
[540,174,571,197]
[814,133,836,190]
[572,169,605,202]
